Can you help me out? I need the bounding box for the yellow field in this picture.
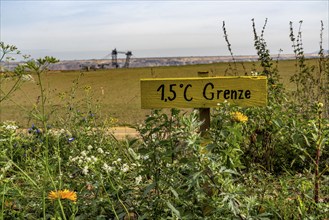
[0,59,318,126]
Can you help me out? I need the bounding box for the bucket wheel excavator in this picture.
[111,48,133,68]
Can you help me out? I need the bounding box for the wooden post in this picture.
[198,71,210,136]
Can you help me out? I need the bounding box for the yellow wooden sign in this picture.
[141,76,267,109]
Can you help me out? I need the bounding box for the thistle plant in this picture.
[298,103,329,203]
[222,21,247,76]
[288,20,329,117]
[318,21,329,118]
[289,21,316,112]
[251,18,281,86]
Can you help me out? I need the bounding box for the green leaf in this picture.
[169,187,179,199]
[166,201,181,218]
[143,182,156,198]
[255,212,272,220]
[303,135,311,147]
[272,119,282,128]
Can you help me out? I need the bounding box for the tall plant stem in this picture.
[314,147,320,203]
[314,111,322,203]
[0,75,22,102]
[1,184,5,220]
[314,109,322,203]
[43,190,46,220]
[36,69,50,165]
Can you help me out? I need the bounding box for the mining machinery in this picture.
[111,49,133,68]
[80,63,111,71]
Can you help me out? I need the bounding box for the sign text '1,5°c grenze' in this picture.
[140,76,267,109]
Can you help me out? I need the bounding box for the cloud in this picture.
[1,1,327,59]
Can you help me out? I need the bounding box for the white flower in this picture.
[97,148,104,154]
[121,164,129,173]
[8,125,18,130]
[87,145,93,150]
[1,161,12,172]
[81,151,87,157]
[91,156,97,162]
[21,74,34,82]
[1,121,18,131]
[151,133,156,141]
[102,163,114,173]
[102,163,109,170]
[48,129,58,136]
[82,166,89,175]
[135,175,142,184]
[113,158,122,165]
[70,156,78,162]
[142,155,149,160]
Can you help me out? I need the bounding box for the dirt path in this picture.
[109,126,139,140]
[15,126,140,140]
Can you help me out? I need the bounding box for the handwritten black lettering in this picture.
[184,84,193,101]
[238,90,244,99]
[203,83,214,100]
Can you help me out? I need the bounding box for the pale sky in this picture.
[1,0,328,60]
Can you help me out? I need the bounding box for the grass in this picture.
[0,59,319,126]
[1,56,328,219]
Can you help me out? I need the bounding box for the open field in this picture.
[1,56,328,218]
[0,59,319,126]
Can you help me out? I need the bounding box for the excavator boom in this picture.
[111,49,133,68]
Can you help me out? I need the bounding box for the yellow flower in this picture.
[199,139,211,155]
[48,189,77,203]
[231,111,248,123]
[199,147,208,155]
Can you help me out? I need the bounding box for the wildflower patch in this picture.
[141,76,267,108]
